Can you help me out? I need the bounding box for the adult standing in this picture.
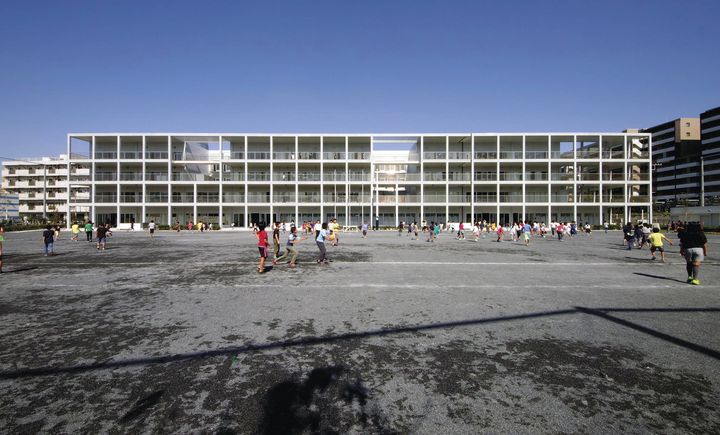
[678,222,707,285]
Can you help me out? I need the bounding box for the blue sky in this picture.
[0,0,719,160]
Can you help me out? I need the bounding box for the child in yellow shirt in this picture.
[648,228,673,262]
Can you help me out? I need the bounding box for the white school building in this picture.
[56,133,651,228]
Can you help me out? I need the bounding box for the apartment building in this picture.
[700,106,720,204]
[59,133,651,228]
[1,156,90,221]
[0,190,20,220]
[643,118,701,204]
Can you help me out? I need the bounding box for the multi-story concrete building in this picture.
[1,156,90,222]
[643,118,701,205]
[700,106,720,205]
[59,133,651,228]
[0,190,20,221]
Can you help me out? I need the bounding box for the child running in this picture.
[648,227,673,262]
[256,222,269,273]
[71,222,80,241]
[274,226,307,268]
[85,221,93,242]
[316,222,329,264]
[148,220,156,239]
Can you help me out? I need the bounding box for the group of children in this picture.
[254,220,342,273]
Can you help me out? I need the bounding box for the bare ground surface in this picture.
[1,229,719,434]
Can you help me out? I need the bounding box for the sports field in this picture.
[1,229,719,433]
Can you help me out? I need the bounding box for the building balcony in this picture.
[146,194,169,203]
[424,194,446,203]
[273,152,296,160]
[119,172,143,181]
[577,194,601,203]
[348,152,371,160]
[297,194,320,203]
[298,152,320,160]
[95,194,118,203]
[323,152,346,160]
[499,151,523,159]
[550,151,575,159]
[629,195,650,203]
[474,172,497,182]
[423,173,446,182]
[95,173,117,181]
[474,193,497,203]
[120,194,142,203]
[229,151,244,160]
[273,173,296,182]
[499,194,523,203]
[601,172,626,182]
[525,151,548,159]
[246,152,271,160]
[603,196,625,203]
[324,194,347,203]
[397,195,420,203]
[377,196,396,203]
[576,173,600,181]
[222,193,245,203]
[499,173,523,181]
[474,151,497,160]
[448,194,469,203]
[119,152,142,159]
[297,172,322,182]
[448,173,471,182]
[550,194,574,203]
[448,152,471,160]
[171,194,195,203]
[601,150,625,159]
[196,193,220,203]
[551,173,574,181]
[145,151,169,159]
[95,152,117,159]
[525,172,549,181]
[525,194,549,203]
[323,173,347,182]
[423,152,446,160]
[223,173,244,182]
[247,193,271,203]
[348,173,371,182]
[146,173,169,181]
[348,195,371,203]
[246,172,271,182]
[274,194,296,203]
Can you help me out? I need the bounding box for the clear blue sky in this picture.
[1,0,719,160]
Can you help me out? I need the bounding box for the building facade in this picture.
[58,133,652,228]
[0,190,20,221]
[1,156,90,222]
[643,118,701,205]
[700,106,720,205]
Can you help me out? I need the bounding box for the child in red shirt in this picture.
[256,222,269,273]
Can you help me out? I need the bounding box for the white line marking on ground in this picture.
[29,283,720,289]
[5,261,699,266]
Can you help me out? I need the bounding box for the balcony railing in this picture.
[348,152,371,160]
[576,151,600,159]
[474,193,497,203]
[246,172,271,182]
[222,193,245,203]
[602,172,625,181]
[146,172,168,181]
[273,173,296,182]
[348,194,371,203]
[629,173,650,181]
[324,194,347,203]
[145,151,169,159]
[424,194,446,203]
[629,195,650,203]
[474,151,497,159]
[376,173,421,182]
[298,152,320,160]
[525,172,548,181]
[525,151,548,159]
[119,194,142,203]
[246,152,271,160]
[448,152,471,160]
[448,173,471,181]
[423,173,446,182]
[274,194,296,203]
[474,172,497,181]
[601,150,625,159]
[297,194,320,203]
[119,172,143,181]
[377,196,395,203]
[550,151,575,159]
[397,195,420,203]
[171,194,195,203]
[323,173,347,182]
[423,152,446,160]
[196,193,219,203]
[145,194,168,203]
[603,196,625,203]
[576,173,600,181]
[348,173,371,181]
[223,173,244,181]
[551,173,574,181]
[550,194,574,203]
[273,152,295,160]
[95,193,117,202]
[323,152,346,160]
[297,172,321,182]
[229,151,244,159]
[247,193,270,203]
[172,173,202,181]
[448,194,469,203]
[499,194,523,202]
[95,173,117,181]
[499,172,523,181]
[119,152,140,159]
[577,194,600,203]
[499,151,523,159]
[526,194,549,203]
[95,152,117,159]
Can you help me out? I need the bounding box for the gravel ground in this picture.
[1,228,719,434]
